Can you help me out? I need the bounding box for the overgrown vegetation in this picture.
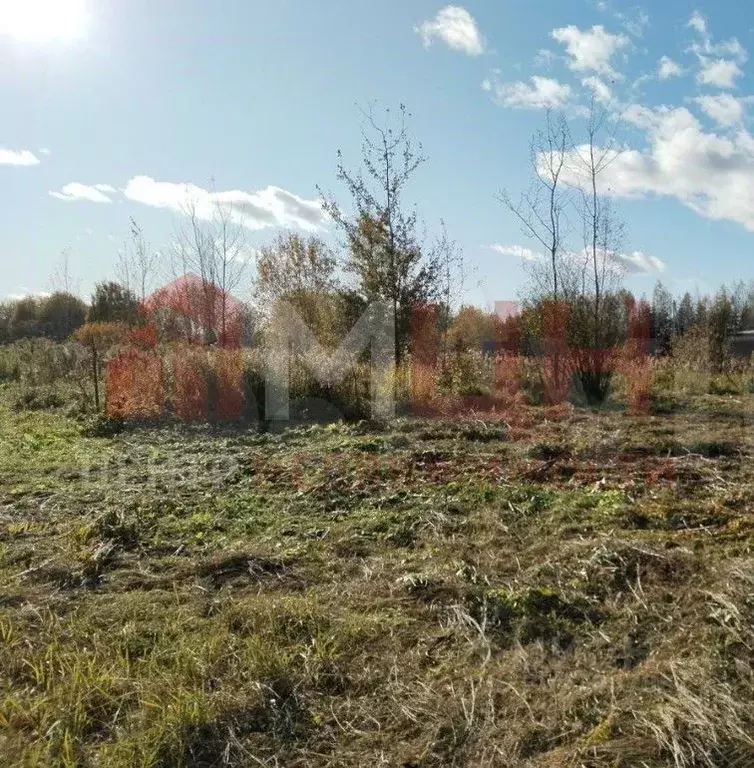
[2,380,754,766]
[5,101,754,768]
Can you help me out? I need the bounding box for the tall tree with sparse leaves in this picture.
[321,104,440,366]
[499,109,571,302]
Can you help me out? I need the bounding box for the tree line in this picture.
[2,102,752,382]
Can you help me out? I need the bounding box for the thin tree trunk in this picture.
[92,345,100,411]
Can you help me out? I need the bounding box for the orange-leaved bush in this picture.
[410,303,439,409]
[540,301,571,404]
[622,298,653,414]
[171,345,210,420]
[106,348,165,419]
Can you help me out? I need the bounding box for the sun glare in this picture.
[0,0,88,44]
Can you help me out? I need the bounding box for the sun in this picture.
[0,0,88,44]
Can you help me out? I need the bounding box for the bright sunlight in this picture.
[0,0,88,44]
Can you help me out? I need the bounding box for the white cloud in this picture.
[697,58,743,88]
[228,243,260,265]
[490,244,664,275]
[595,2,648,38]
[38,147,51,156]
[612,250,666,274]
[689,22,747,60]
[686,14,747,89]
[551,24,629,77]
[688,11,707,35]
[489,244,538,261]
[533,49,556,68]
[484,74,571,109]
[572,248,666,275]
[0,148,40,166]
[123,176,328,232]
[616,9,649,38]
[622,103,658,130]
[658,56,682,80]
[582,76,612,103]
[562,104,754,232]
[7,290,51,301]
[694,93,749,127]
[48,176,326,231]
[571,248,665,275]
[416,6,485,56]
[49,183,115,203]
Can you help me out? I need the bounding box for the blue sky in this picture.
[1,0,754,307]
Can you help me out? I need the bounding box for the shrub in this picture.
[540,301,571,404]
[106,349,165,419]
[493,354,523,400]
[672,326,711,371]
[171,345,211,420]
[437,350,491,397]
[73,323,128,411]
[708,374,742,396]
[81,413,126,437]
[213,349,243,421]
[0,339,76,386]
[570,347,615,405]
[621,354,653,414]
[12,387,64,412]
[242,352,265,423]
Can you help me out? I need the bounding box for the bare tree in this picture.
[172,194,250,343]
[117,218,160,302]
[569,97,624,345]
[50,248,80,295]
[432,221,467,360]
[499,110,570,302]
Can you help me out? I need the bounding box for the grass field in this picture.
[2,385,754,766]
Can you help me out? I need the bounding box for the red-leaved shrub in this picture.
[213,349,243,420]
[410,303,439,409]
[171,345,209,420]
[106,348,165,419]
[541,301,571,404]
[622,299,653,414]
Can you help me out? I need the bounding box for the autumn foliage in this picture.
[170,346,211,420]
[410,303,439,408]
[128,323,159,351]
[540,301,571,404]
[165,346,243,421]
[74,322,128,411]
[621,299,653,415]
[103,274,246,421]
[494,354,523,400]
[106,349,165,419]
[143,274,244,347]
[213,349,243,421]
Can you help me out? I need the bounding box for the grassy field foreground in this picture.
[2,389,754,766]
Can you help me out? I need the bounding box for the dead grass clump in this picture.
[466,586,604,651]
[195,552,290,590]
[582,543,699,595]
[633,662,754,768]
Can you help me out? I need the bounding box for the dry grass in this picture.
[1,382,754,766]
